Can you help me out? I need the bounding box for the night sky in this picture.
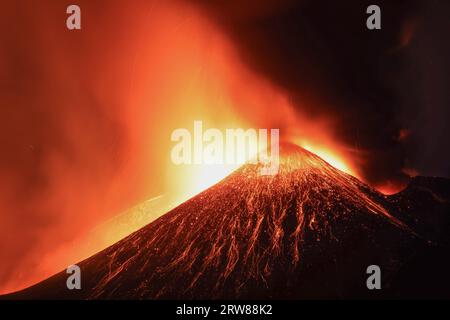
[195,0,450,186]
[0,0,449,294]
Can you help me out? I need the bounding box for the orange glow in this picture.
[177,164,241,199]
[1,1,293,294]
[300,143,356,176]
[291,135,360,179]
[0,1,368,295]
[377,181,407,195]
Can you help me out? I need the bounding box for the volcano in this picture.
[5,143,450,299]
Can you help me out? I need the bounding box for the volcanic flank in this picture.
[5,143,450,299]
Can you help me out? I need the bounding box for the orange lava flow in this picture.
[1,1,381,296]
[79,144,415,299]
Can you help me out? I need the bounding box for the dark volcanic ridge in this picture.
[4,143,450,299]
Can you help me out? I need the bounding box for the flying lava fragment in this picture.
[4,143,450,299]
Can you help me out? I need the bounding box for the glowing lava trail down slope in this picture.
[5,143,450,299]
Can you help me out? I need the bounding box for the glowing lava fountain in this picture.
[5,143,434,299]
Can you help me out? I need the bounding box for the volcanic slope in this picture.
[6,143,450,299]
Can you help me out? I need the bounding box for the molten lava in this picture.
[8,143,442,299]
[0,0,406,296]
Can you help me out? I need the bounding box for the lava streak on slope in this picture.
[7,143,450,300]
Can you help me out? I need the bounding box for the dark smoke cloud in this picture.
[193,0,450,187]
[1,0,449,294]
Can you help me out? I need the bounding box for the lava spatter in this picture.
[5,143,450,299]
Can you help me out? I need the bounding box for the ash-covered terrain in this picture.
[4,143,450,299]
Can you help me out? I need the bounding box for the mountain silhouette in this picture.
[4,143,450,299]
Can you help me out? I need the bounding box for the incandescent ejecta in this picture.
[4,143,450,299]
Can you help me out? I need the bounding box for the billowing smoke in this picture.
[193,0,450,190]
[1,0,449,294]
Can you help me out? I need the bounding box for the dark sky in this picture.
[194,0,450,186]
[0,0,449,294]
